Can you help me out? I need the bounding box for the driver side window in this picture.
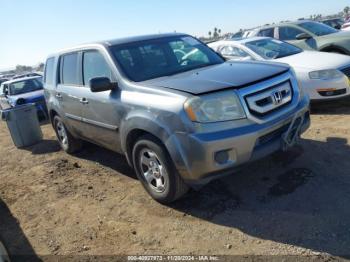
[279,26,304,41]
[83,51,113,86]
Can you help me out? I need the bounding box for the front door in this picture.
[79,50,123,152]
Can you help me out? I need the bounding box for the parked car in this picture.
[209,37,350,101]
[12,72,42,80]
[320,18,344,30]
[0,78,9,86]
[44,33,310,203]
[248,20,350,54]
[0,76,48,121]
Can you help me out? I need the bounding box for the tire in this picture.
[53,115,82,154]
[132,135,189,204]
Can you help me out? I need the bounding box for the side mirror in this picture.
[89,77,117,93]
[296,33,312,40]
[335,25,341,30]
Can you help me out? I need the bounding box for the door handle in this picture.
[79,97,89,104]
[56,93,62,99]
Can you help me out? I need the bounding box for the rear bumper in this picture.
[166,96,310,185]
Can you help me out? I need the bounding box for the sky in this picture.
[0,0,349,70]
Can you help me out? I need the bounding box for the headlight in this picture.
[309,69,344,80]
[184,91,246,123]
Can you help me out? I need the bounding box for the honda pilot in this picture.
[44,33,310,203]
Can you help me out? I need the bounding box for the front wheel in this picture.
[132,135,189,204]
[53,116,82,154]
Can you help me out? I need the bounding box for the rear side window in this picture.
[83,51,112,85]
[61,53,79,85]
[257,28,274,37]
[44,58,55,85]
[279,26,304,41]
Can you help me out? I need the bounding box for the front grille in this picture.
[244,80,293,117]
[341,66,350,77]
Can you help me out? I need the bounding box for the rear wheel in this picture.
[53,116,82,154]
[132,135,189,204]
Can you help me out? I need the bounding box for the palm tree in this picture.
[213,27,218,39]
[218,29,222,36]
[208,31,212,38]
[344,6,350,15]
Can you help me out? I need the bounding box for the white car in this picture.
[209,37,350,101]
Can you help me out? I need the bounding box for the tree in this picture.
[208,31,212,38]
[15,65,33,74]
[36,63,44,72]
[213,27,219,39]
[218,29,222,36]
[344,6,350,15]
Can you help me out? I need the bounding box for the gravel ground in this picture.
[1,99,350,261]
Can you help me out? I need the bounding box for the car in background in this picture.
[0,78,9,86]
[12,72,42,80]
[320,18,344,30]
[209,37,350,101]
[247,20,350,54]
[0,76,47,121]
[44,33,310,203]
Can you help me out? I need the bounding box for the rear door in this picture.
[79,49,122,152]
[56,52,86,134]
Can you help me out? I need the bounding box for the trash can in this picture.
[1,103,43,148]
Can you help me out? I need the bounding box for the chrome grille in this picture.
[245,81,293,117]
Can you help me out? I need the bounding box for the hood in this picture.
[7,89,45,105]
[142,61,289,95]
[275,51,350,70]
[319,30,350,40]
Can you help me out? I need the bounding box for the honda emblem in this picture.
[272,91,283,105]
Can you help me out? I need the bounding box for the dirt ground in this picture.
[1,98,350,261]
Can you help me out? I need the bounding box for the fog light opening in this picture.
[215,150,230,165]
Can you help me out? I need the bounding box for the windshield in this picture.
[298,21,338,36]
[245,38,302,59]
[110,36,224,82]
[9,78,43,95]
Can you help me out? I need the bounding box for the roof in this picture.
[209,37,269,46]
[103,33,188,46]
[256,20,315,29]
[1,76,42,85]
[49,33,189,57]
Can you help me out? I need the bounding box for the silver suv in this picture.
[44,33,310,203]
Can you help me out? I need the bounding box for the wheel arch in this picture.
[49,109,59,126]
[121,117,172,168]
[320,45,350,55]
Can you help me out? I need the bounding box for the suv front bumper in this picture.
[166,96,310,185]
